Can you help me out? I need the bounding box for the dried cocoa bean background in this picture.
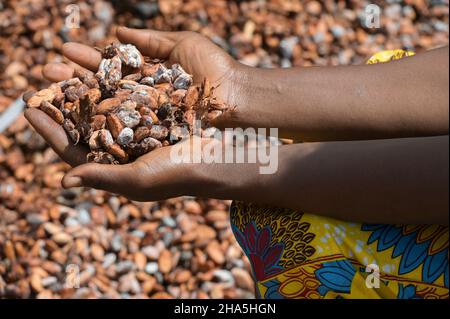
[0,0,448,298]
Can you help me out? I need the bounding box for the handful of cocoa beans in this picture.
[25,43,230,164]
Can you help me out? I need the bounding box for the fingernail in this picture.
[62,175,82,188]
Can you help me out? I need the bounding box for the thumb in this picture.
[62,162,141,194]
[116,27,185,59]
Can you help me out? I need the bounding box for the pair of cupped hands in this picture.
[25,27,249,201]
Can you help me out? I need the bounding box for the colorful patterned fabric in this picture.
[229,50,448,299]
[230,202,448,299]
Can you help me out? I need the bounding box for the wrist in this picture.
[189,162,254,200]
[213,63,261,129]
[186,141,278,200]
[225,62,253,110]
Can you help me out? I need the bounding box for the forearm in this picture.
[192,136,449,224]
[224,47,449,141]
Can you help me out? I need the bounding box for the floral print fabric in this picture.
[230,202,448,299]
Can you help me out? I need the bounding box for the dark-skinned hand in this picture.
[24,27,243,200]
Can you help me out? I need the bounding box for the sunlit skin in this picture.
[25,27,449,225]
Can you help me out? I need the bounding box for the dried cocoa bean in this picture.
[49,83,63,95]
[108,43,143,68]
[156,104,172,120]
[130,88,159,109]
[73,69,94,83]
[140,115,154,126]
[173,74,193,90]
[60,78,83,90]
[114,89,132,102]
[64,86,80,102]
[99,129,114,148]
[77,84,90,99]
[89,130,102,150]
[117,127,134,146]
[87,151,117,164]
[106,114,124,139]
[63,102,76,112]
[133,126,151,143]
[128,137,162,157]
[39,100,64,125]
[123,73,143,82]
[153,64,172,84]
[184,86,200,110]
[53,92,65,108]
[106,143,129,164]
[171,89,187,106]
[119,80,139,90]
[140,77,155,86]
[120,100,137,111]
[171,64,188,80]
[141,63,159,77]
[155,83,173,94]
[116,108,141,128]
[96,56,122,94]
[27,89,56,108]
[91,115,106,131]
[96,98,121,114]
[149,125,169,141]
[87,88,102,104]
[62,119,80,145]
